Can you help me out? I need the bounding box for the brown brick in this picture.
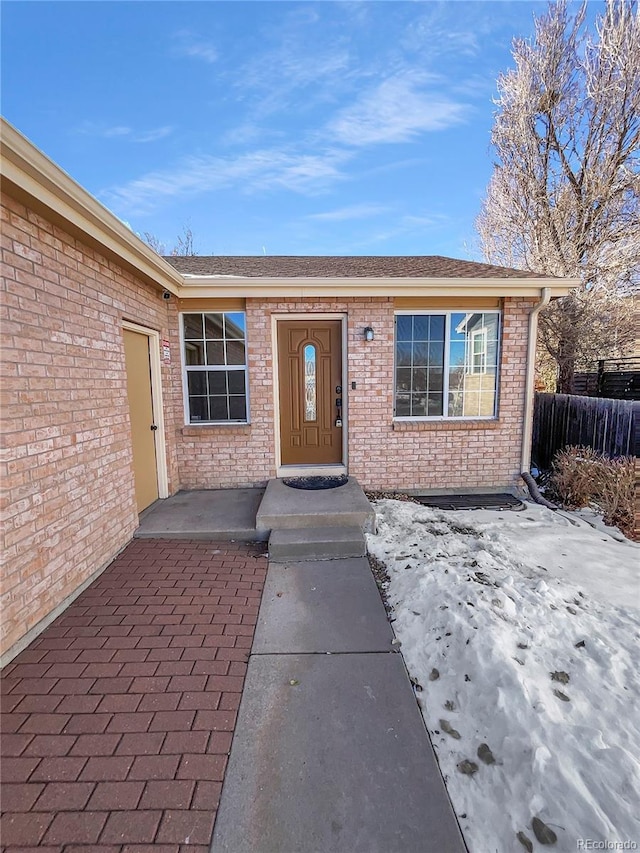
[1,755,41,781]
[155,809,215,845]
[176,753,226,781]
[78,755,134,781]
[0,731,34,755]
[149,710,195,731]
[95,693,142,713]
[62,713,112,734]
[33,781,95,811]
[161,731,209,755]
[105,711,153,733]
[43,810,108,844]
[191,779,222,810]
[139,779,195,810]
[30,756,88,782]
[115,731,165,755]
[128,753,180,780]
[22,734,77,756]
[0,811,53,846]
[86,780,144,810]
[100,809,162,844]
[1,782,45,811]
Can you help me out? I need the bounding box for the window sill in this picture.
[181,424,251,436]
[393,419,501,432]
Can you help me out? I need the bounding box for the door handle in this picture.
[150,424,158,431]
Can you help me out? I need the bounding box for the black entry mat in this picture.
[414,493,525,511]
[283,475,349,491]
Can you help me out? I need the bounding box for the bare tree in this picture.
[171,225,196,257]
[142,232,167,255]
[477,0,639,392]
[141,224,197,257]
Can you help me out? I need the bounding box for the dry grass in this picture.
[549,446,636,539]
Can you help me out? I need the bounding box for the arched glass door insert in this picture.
[304,344,317,421]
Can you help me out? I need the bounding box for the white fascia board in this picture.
[177,276,579,299]
[1,119,184,295]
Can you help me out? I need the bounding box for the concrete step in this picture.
[256,478,375,535]
[269,526,366,561]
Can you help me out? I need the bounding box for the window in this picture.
[394,312,500,419]
[304,344,317,421]
[469,328,488,374]
[181,312,248,423]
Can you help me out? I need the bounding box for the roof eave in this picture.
[0,118,184,295]
[176,276,578,298]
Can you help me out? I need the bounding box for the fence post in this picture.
[636,458,640,540]
[597,359,605,397]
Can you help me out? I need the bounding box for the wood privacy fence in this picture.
[532,393,639,470]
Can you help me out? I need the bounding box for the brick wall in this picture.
[1,194,535,661]
[1,192,180,659]
[174,296,533,492]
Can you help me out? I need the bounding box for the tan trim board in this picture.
[176,297,246,312]
[395,296,501,309]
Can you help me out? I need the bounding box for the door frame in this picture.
[122,320,169,500]
[272,313,348,478]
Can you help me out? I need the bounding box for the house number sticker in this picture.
[162,340,171,363]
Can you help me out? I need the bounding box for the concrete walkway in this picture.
[212,554,467,853]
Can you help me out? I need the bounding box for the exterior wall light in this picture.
[364,326,374,342]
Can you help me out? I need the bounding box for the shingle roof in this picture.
[164,255,548,279]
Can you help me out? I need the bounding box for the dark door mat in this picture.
[414,493,525,511]
[283,475,349,490]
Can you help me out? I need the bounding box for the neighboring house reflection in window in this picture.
[394,311,500,419]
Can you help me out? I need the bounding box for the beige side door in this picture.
[123,328,159,512]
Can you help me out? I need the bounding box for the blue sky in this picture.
[2,1,579,258]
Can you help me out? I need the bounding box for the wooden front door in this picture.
[278,320,343,466]
[123,329,159,512]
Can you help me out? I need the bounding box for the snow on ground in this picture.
[367,500,640,853]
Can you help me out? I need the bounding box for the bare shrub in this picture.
[550,446,636,537]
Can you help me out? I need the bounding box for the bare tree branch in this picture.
[477,0,639,391]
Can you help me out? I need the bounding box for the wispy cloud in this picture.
[101,147,351,215]
[172,29,217,63]
[75,122,173,143]
[352,212,450,248]
[229,5,355,120]
[307,203,389,222]
[133,126,173,143]
[328,72,468,146]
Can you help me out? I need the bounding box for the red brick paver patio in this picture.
[0,539,267,852]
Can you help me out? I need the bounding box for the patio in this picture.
[0,538,267,851]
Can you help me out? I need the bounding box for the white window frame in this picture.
[469,327,488,374]
[179,311,250,425]
[393,310,501,421]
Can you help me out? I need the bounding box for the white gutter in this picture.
[174,277,576,299]
[521,287,551,474]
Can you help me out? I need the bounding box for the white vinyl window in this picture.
[181,312,248,423]
[394,311,500,419]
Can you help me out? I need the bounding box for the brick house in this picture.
[0,119,577,663]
